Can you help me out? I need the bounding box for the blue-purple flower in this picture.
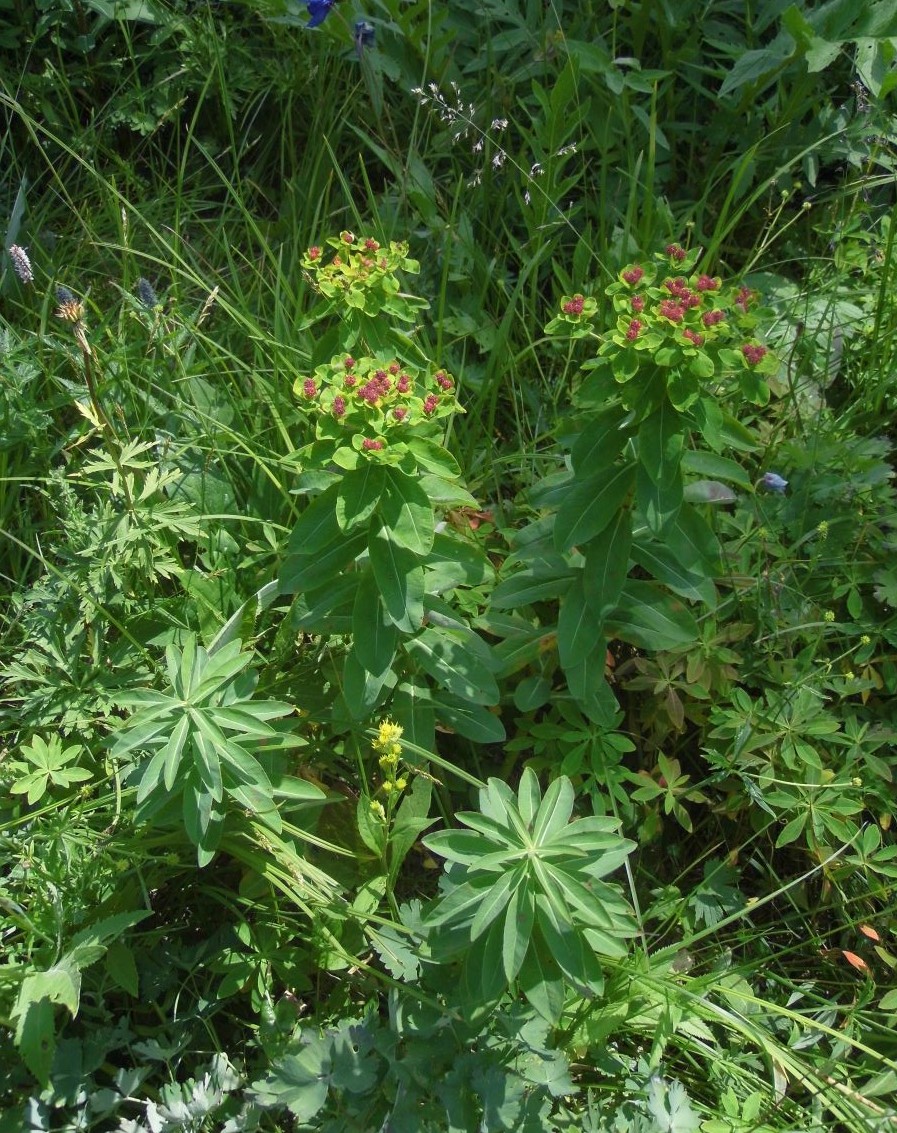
[761,471,788,494]
[306,0,336,27]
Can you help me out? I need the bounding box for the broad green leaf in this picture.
[407,436,462,477]
[554,462,636,552]
[608,581,699,650]
[416,474,479,508]
[15,998,56,1086]
[380,468,435,556]
[231,782,283,830]
[369,526,425,633]
[631,539,717,606]
[492,628,549,676]
[666,505,722,572]
[433,693,506,743]
[291,575,359,634]
[775,812,808,848]
[636,460,682,535]
[352,570,397,677]
[392,678,435,753]
[467,915,508,1005]
[388,777,435,887]
[209,703,291,731]
[342,650,389,721]
[513,674,552,712]
[405,627,499,705]
[286,484,342,555]
[570,406,630,474]
[491,569,575,608]
[193,731,224,803]
[681,450,751,487]
[69,910,151,951]
[582,507,632,615]
[556,574,598,669]
[535,897,605,994]
[638,399,683,485]
[422,875,496,926]
[248,1044,331,1121]
[14,967,80,1022]
[683,479,737,504]
[335,464,384,532]
[136,746,171,804]
[565,644,619,727]
[279,528,367,594]
[425,531,493,592]
[109,704,179,757]
[105,942,139,997]
[219,741,273,794]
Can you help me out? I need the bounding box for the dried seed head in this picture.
[55,285,84,323]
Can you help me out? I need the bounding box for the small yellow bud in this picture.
[817,521,828,538]
[824,610,835,622]
[395,777,408,791]
[845,671,855,682]
[852,777,862,788]
[860,635,871,646]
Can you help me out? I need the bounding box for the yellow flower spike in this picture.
[396,777,408,791]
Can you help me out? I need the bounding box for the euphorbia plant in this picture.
[280,234,499,742]
[494,243,777,724]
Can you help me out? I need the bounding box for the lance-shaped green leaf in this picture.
[335,463,385,532]
[404,626,499,705]
[636,459,682,535]
[369,524,424,633]
[582,507,632,615]
[638,398,684,485]
[380,467,435,556]
[556,574,598,669]
[554,462,636,552]
[352,569,397,677]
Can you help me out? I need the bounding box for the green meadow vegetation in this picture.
[2,0,897,1128]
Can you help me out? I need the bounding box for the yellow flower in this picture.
[375,719,404,749]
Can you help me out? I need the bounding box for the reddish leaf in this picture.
[842,950,870,973]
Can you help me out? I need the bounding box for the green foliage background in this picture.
[1,0,897,1129]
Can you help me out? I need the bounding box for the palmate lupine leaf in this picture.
[110,633,318,865]
[423,767,638,1021]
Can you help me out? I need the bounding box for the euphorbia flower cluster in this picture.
[301,232,422,319]
[294,352,459,461]
[548,241,777,409]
